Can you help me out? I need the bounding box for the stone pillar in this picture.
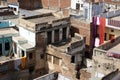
[44,32,47,47]
[52,30,54,43]
[66,27,69,39]
[59,28,63,41]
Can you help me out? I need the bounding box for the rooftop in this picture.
[13,36,35,51]
[107,43,120,54]
[111,16,120,21]
[0,56,16,63]
[54,37,80,51]
[19,13,69,32]
[19,9,41,17]
[0,28,18,36]
[27,15,58,24]
[34,72,71,80]
[33,9,56,14]
[51,33,85,53]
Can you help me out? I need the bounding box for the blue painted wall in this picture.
[0,37,12,56]
[0,21,9,28]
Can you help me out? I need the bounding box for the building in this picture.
[0,0,18,6]
[17,0,70,10]
[92,35,120,79]
[93,8,120,47]
[41,0,70,10]
[0,27,18,57]
[102,69,120,80]
[11,13,85,79]
[18,0,42,10]
[0,3,19,20]
[70,16,93,58]
[34,72,71,80]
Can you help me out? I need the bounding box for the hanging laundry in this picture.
[99,17,106,44]
[106,52,120,59]
[14,58,21,71]
[95,37,100,47]
[21,57,26,69]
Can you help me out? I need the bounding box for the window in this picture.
[76,3,80,10]
[104,33,107,41]
[29,66,34,74]
[47,31,52,44]
[14,8,17,11]
[81,4,83,7]
[54,29,59,42]
[53,56,59,65]
[47,54,52,62]
[71,56,75,63]
[5,42,10,51]
[29,53,33,59]
[0,43,2,56]
[63,27,67,40]
[40,54,44,59]
[111,29,114,32]
[85,9,88,19]
[22,50,25,57]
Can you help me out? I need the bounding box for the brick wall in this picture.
[41,0,70,9]
[18,0,42,10]
[18,0,70,10]
[104,0,120,4]
[71,18,91,46]
[71,18,94,58]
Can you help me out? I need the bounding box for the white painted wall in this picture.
[8,4,19,15]
[19,27,35,46]
[83,3,92,22]
[83,3,104,22]
[71,0,84,10]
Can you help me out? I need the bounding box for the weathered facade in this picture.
[92,36,120,79]
[9,13,85,80]
[0,0,18,6]
[16,0,70,10]
[41,0,70,10]
[71,17,93,58]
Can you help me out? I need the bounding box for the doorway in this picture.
[76,3,80,13]
[76,3,80,10]
[109,34,115,40]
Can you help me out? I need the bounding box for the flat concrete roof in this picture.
[19,9,41,17]
[20,43,34,50]
[27,15,58,24]
[0,56,16,63]
[53,37,81,52]
[112,16,120,21]
[0,28,18,36]
[34,9,56,14]
[107,43,120,54]
[13,36,34,50]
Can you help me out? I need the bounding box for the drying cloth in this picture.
[21,57,26,69]
[99,17,105,44]
[106,52,120,58]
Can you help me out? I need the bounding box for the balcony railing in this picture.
[100,9,120,18]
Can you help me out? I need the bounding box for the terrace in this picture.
[93,36,120,59]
